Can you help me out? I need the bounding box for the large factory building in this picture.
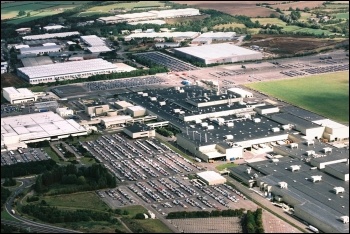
[174,43,263,65]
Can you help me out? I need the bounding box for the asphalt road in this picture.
[3,176,81,233]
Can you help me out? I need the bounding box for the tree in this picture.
[17,10,26,17]
[135,213,146,219]
[27,12,31,17]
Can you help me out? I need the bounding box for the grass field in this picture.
[333,12,349,19]
[33,192,109,212]
[121,205,147,218]
[1,210,18,222]
[245,71,349,123]
[122,218,173,233]
[213,23,247,30]
[251,17,287,27]
[84,1,164,13]
[57,220,128,233]
[215,163,238,171]
[2,1,89,24]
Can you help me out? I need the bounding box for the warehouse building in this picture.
[17,59,118,84]
[123,123,155,139]
[80,35,106,47]
[115,101,134,110]
[19,45,61,55]
[174,43,262,65]
[3,87,37,104]
[87,46,111,53]
[227,87,253,98]
[23,31,80,40]
[15,28,31,35]
[56,107,74,117]
[101,115,133,129]
[43,25,65,31]
[83,101,110,117]
[128,20,166,25]
[1,112,87,150]
[254,105,280,115]
[126,106,147,117]
[97,8,200,24]
[312,119,349,141]
[124,31,200,41]
[238,156,350,233]
[269,112,325,140]
[197,171,227,185]
[192,32,236,44]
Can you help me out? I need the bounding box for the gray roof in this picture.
[270,112,321,129]
[325,162,349,175]
[280,106,325,121]
[125,123,151,133]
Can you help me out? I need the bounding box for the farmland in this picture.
[1,1,90,24]
[242,34,344,55]
[171,1,283,17]
[76,1,166,17]
[245,71,349,123]
[251,17,287,27]
[269,1,326,10]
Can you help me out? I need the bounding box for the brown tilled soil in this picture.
[242,34,345,55]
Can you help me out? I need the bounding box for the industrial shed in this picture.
[197,171,227,185]
[123,124,155,139]
[3,87,37,104]
[126,106,146,117]
[115,101,134,110]
[174,43,262,65]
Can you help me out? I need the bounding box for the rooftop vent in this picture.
[253,118,261,123]
[306,140,314,146]
[311,175,322,182]
[278,181,288,189]
[333,187,345,194]
[340,216,349,224]
[323,147,332,153]
[290,165,301,172]
[246,167,251,174]
[306,150,315,156]
[290,143,298,149]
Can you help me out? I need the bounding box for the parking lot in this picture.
[82,133,253,216]
[134,52,198,72]
[1,147,51,166]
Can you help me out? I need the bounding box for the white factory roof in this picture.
[80,35,106,46]
[14,44,30,49]
[17,59,117,79]
[117,12,157,19]
[23,31,80,40]
[128,20,166,25]
[20,45,61,54]
[313,119,349,129]
[227,87,253,96]
[1,112,86,141]
[125,31,199,39]
[43,25,65,31]
[3,87,34,96]
[149,8,199,16]
[174,43,262,60]
[101,115,133,123]
[197,32,236,38]
[87,46,111,53]
[197,171,226,182]
[67,41,76,45]
[113,63,137,72]
[42,42,57,46]
[127,105,146,112]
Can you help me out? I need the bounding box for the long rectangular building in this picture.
[174,43,262,65]
[1,112,87,150]
[19,45,61,55]
[22,31,80,40]
[17,59,118,84]
[125,31,200,41]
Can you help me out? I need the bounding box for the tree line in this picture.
[21,203,111,223]
[166,208,245,219]
[1,186,11,210]
[33,164,116,194]
[243,208,264,233]
[1,160,57,178]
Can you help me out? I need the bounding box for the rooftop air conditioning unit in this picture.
[306,140,314,146]
[290,143,298,149]
[306,150,315,156]
[278,181,288,189]
[271,127,280,132]
[290,165,301,172]
[340,216,349,224]
[253,118,261,123]
[333,187,345,194]
[323,147,332,153]
[311,175,322,182]
[246,167,251,174]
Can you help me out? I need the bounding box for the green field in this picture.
[1,210,18,222]
[245,71,349,123]
[76,1,165,17]
[1,1,90,24]
[333,12,349,19]
[251,17,287,27]
[122,218,173,233]
[216,163,238,171]
[213,22,247,29]
[121,205,147,218]
[30,192,109,212]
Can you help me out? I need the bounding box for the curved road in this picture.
[3,177,81,233]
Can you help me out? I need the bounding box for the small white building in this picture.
[196,171,227,185]
[56,107,74,117]
[43,25,65,31]
[3,87,36,104]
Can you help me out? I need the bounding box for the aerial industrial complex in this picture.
[1,1,349,234]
